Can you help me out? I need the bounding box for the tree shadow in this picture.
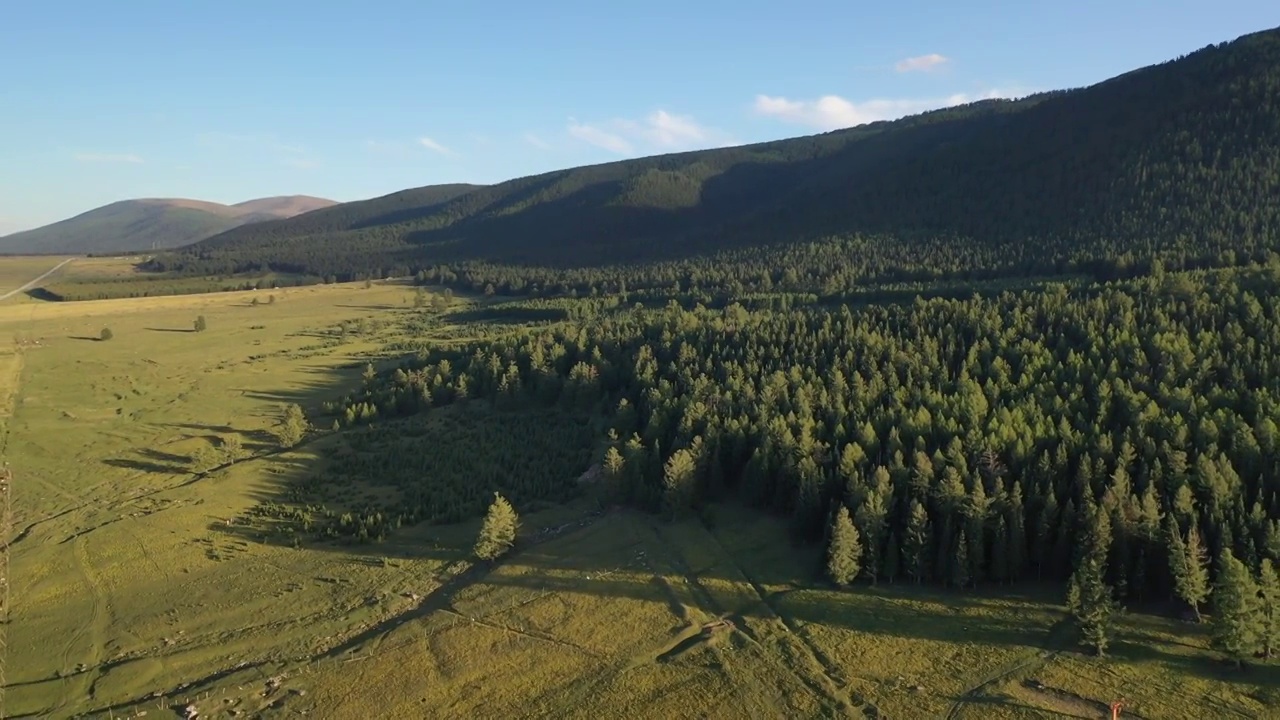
[139,447,194,464]
[68,336,103,342]
[144,327,196,333]
[103,457,187,474]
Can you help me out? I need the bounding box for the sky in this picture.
[0,0,1276,235]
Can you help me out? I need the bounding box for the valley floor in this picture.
[0,277,1275,719]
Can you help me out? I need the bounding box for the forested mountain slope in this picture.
[0,195,336,254]
[156,28,1280,285]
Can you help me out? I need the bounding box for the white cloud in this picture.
[523,132,551,150]
[568,110,736,155]
[754,89,1021,131]
[73,152,144,164]
[418,136,455,156]
[568,119,633,154]
[895,53,951,73]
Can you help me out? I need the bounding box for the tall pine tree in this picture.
[474,493,519,561]
[826,505,863,587]
[1170,520,1211,622]
[1067,508,1119,656]
[1212,548,1261,667]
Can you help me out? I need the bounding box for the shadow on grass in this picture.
[103,457,187,474]
[68,335,103,342]
[144,327,196,333]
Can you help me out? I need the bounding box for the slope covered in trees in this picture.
[151,28,1280,288]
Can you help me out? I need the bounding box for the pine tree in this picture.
[1171,520,1211,622]
[1066,509,1119,656]
[826,505,862,587]
[1259,559,1280,659]
[854,491,887,583]
[194,315,208,332]
[474,492,519,560]
[602,445,626,501]
[274,403,308,449]
[1212,548,1261,666]
[662,448,698,518]
[903,499,930,584]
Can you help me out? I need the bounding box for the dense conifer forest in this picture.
[315,260,1280,655]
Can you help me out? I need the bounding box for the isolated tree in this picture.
[193,315,208,332]
[190,441,218,472]
[274,403,308,448]
[99,327,113,341]
[221,434,243,464]
[1169,518,1210,621]
[251,297,260,306]
[1212,548,1261,666]
[474,492,519,560]
[1067,509,1118,656]
[364,278,373,289]
[413,289,427,308]
[826,505,862,587]
[1258,559,1280,659]
[268,294,276,305]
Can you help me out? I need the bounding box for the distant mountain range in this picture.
[0,195,337,254]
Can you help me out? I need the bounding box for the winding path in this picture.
[0,257,74,302]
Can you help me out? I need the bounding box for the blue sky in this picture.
[0,0,1275,234]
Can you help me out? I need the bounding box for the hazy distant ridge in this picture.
[0,195,337,254]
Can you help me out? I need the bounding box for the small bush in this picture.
[100,328,113,341]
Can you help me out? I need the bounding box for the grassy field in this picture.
[0,256,73,302]
[24,255,318,302]
[0,262,1276,719]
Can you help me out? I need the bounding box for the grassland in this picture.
[0,256,74,303]
[0,263,1276,719]
[27,255,317,302]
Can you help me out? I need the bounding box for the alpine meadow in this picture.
[3,19,1280,720]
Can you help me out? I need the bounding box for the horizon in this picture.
[1,0,1275,235]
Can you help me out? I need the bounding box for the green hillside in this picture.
[0,195,336,254]
[153,28,1280,289]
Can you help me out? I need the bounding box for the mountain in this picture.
[159,28,1280,287]
[0,195,337,254]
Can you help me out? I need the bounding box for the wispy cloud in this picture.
[196,132,319,169]
[418,136,455,156]
[568,119,633,154]
[754,89,1022,131]
[73,152,144,164]
[895,53,951,73]
[523,132,551,150]
[568,110,737,156]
